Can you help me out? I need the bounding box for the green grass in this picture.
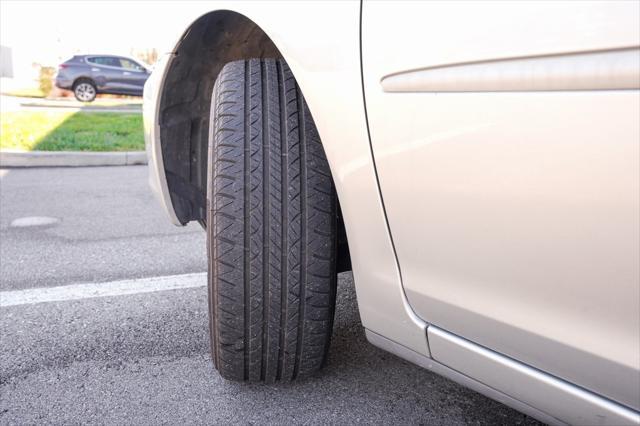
[0,111,144,152]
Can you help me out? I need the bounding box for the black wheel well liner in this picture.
[159,10,350,272]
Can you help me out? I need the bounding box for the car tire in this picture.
[207,58,338,383]
[73,79,96,102]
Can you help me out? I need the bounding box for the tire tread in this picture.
[207,58,337,383]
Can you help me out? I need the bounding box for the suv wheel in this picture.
[207,58,338,382]
[73,79,96,102]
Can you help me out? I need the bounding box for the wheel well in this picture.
[159,10,351,271]
[159,11,280,223]
[73,77,95,89]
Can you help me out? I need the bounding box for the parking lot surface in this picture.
[0,166,541,424]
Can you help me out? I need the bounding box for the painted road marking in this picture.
[10,216,59,227]
[0,273,207,307]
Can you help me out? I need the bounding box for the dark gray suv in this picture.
[55,55,150,102]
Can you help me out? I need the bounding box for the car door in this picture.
[362,0,639,411]
[87,56,124,92]
[117,58,148,95]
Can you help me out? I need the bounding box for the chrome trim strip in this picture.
[428,326,640,425]
[381,47,640,92]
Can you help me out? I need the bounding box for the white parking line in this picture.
[0,273,207,307]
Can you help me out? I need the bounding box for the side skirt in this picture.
[366,328,640,426]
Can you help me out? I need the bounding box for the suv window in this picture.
[87,57,120,67]
[119,58,145,72]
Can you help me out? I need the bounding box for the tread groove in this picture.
[242,60,250,381]
[277,60,288,381]
[293,84,307,379]
[261,59,270,382]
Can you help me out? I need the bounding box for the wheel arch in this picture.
[157,9,351,270]
[72,76,96,89]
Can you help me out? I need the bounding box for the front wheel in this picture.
[207,58,338,383]
[73,80,96,102]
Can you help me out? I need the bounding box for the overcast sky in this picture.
[1,1,204,67]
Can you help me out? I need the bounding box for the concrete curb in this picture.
[0,150,147,167]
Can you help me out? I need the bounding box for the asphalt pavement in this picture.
[0,166,542,425]
[0,166,203,291]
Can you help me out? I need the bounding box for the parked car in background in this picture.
[55,54,150,102]
[144,2,640,425]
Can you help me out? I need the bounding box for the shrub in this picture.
[38,66,55,97]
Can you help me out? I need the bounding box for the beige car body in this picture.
[143,1,640,424]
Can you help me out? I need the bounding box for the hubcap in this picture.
[75,83,95,101]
